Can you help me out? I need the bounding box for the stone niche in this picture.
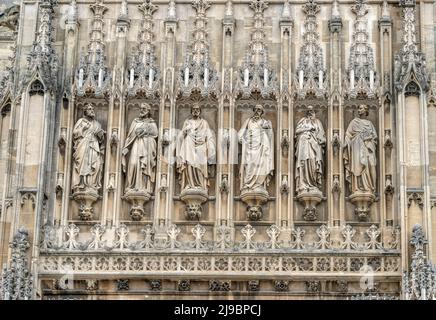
[234,101,277,224]
[343,103,380,223]
[173,100,218,223]
[69,101,108,222]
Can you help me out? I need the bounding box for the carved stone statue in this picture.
[343,104,377,220]
[295,106,326,221]
[295,106,325,193]
[238,104,274,220]
[72,103,105,220]
[122,103,158,193]
[122,103,158,221]
[176,104,216,219]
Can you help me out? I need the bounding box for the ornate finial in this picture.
[0,227,33,300]
[21,0,58,92]
[295,0,327,100]
[394,0,429,92]
[67,0,78,24]
[402,224,436,300]
[410,224,427,257]
[127,0,160,98]
[167,0,177,20]
[345,0,378,99]
[331,0,340,18]
[120,0,128,18]
[225,0,233,16]
[176,0,218,97]
[234,0,278,98]
[75,0,111,97]
[381,0,389,18]
[281,0,291,18]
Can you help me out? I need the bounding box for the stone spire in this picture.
[281,0,291,19]
[295,0,327,99]
[177,0,219,97]
[127,0,160,98]
[118,0,129,22]
[234,0,278,98]
[22,0,58,92]
[166,0,177,20]
[0,228,33,300]
[75,0,111,97]
[394,0,429,92]
[66,0,78,24]
[344,0,378,99]
[225,0,233,17]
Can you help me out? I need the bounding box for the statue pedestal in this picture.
[180,188,208,220]
[72,188,99,221]
[349,192,375,221]
[297,190,323,221]
[240,188,269,221]
[124,190,152,221]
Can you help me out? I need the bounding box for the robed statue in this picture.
[122,103,158,194]
[238,105,274,191]
[72,103,105,191]
[343,104,377,194]
[295,106,326,194]
[176,104,216,191]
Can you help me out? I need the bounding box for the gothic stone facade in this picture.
[0,0,435,300]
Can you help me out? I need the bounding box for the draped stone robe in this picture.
[295,117,326,193]
[122,117,158,193]
[343,117,377,193]
[238,117,274,191]
[176,117,216,191]
[72,117,104,190]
